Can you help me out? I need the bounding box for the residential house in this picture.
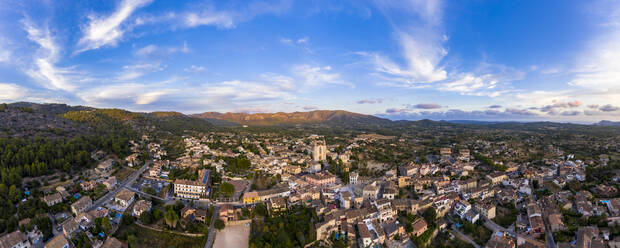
[62,220,80,238]
[114,189,135,207]
[181,206,207,223]
[71,196,92,215]
[363,183,380,200]
[103,176,117,190]
[101,237,126,248]
[487,172,508,185]
[339,191,352,209]
[411,218,428,237]
[357,222,373,248]
[399,165,418,177]
[132,200,151,217]
[80,181,97,191]
[41,193,62,207]
[44,235,69,248]
[0,230,30,248]
[548,213,565,232]
[475,202,497,219]
[485,233,515,248]
[96,159,114,174]
[269,197,287,213]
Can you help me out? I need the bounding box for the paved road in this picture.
[89,161,151,212]
[542,211,557,248]
[204,204,220,248]
[451,228,481,248]
[481,216,540,244]
[123,185,166,201]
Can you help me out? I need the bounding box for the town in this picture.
[2,115,619,248]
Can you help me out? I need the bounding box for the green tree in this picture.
[139,211,153,224]
[153,208,163,220]
[121,213,134,226]
[220,182,235,198]
[214,219,225,230]
[164,209,178,228]
[423,208,437,223]
[8,185,20,203]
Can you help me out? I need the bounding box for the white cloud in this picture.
[555,1,620,107]
[117,62,162,81]
[439,65,523,98]
[22,19,85,92]
[183,0,291,29]
[0,83,27,100]
[135,44,158,56]
[199,80,292,103]
[76,0,153,53]
[78,83,178,105]
[184,11,235,28]
[379,107,541,121]
[134,42,190,57]
[297,37,309,44]
[291,64,349,89]
[367,0,447,85]
[184,65,205,73]
[280,37,293,45]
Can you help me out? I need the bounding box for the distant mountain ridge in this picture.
[597,120,620,126]
[191,110,392,126]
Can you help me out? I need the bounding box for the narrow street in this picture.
[89,161,151,212]
[204,204,220,248]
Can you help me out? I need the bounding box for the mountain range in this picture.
[596,120,620,126]
[191,110,392,126]
[2,102,620,138]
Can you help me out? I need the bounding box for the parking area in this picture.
[133,177,170,197]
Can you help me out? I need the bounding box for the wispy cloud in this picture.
[22,19,89,92]
[117,62,162,81]
[379,107,540,121]
[77,82,179,106]
[134,42,190,57]
[76,0,153,53]
[599,104,619,112]
[184,65,205,73]
[184,10,235,28]
[303,106,318,111]
[410,103,441,109]
[357,98,383,104]
[183,0,292,29]
[367,0,447,85]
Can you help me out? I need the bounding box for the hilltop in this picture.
[0,102,214,138]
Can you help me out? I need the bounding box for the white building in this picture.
[114,189,135,207]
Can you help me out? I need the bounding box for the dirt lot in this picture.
[213,222,250,248]
[113,167,136,181]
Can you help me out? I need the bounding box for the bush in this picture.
[214,219,225,230]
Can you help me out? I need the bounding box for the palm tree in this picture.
[164,209,178,228]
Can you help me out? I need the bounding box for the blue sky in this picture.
[0,0,619,122]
